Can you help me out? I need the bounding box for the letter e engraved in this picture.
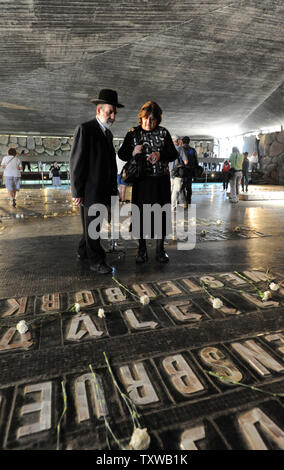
[200,347,243,383]
[157,281,182,296]
[265,333,284,355]
[17,382,52,438]
[165,301,202,322]
[75,291,95,307]
[41,293,60,312]
[131,283,156,298]
[104,287,125,303]
[163,355,204,395]
[2,298,27,317]
[238,407,284,450]
[181,278,202,293]
[119,363,159,405]
[66,314,103,341]
[180,425,206,450]
[232,340,284,376]
[74,373,108,423]
[241,292,279,308]
[123,309,158,330]
[0,327,32,351]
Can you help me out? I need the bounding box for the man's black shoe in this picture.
[136,250,148,264]
[89,261,113,274]
[156,251,169,263]
[76,252,87,261]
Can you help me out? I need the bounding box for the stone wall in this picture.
[0,134,122,164]
[259,130,284,184]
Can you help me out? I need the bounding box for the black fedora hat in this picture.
[90,89,124,108]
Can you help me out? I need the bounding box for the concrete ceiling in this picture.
[0,0,284,139]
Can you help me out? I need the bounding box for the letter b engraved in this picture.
[163,355,204,395]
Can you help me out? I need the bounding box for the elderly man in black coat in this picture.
[70,89,124,274]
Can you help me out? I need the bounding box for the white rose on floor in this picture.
[16,320,29,334]
[212,298,223,309]
[269,282,279,291]
[262,291,272,301]
[129,427,150,450]
[98,308,105,318]
[216,220,221,226]
[74,303,81,312]
[140,295,150,305]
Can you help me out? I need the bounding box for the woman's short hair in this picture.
[8,147,17,156]
[138,101,162,126]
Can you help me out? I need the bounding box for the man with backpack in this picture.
[179,136,199,206]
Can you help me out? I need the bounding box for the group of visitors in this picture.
[222,148,254,203]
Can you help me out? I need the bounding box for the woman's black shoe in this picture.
[156,251,169,263]
[136,250,148,264]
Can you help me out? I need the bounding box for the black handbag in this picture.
[228,167,236,179]
[120,155,145,184]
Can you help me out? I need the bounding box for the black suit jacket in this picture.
[70,118,117,208]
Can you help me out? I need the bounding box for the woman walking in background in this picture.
[1,147,22,207]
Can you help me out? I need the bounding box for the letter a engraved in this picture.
[17,382,52,438]
[199,276,224,288]
[238,407,284,450]
[123,309,158,330]
[180,425,206,450]
[74,373,108,422]
[162,355,204,395]
[165,301,202,322]
[0,327,32,351]
[41,293,60,312]
[2,298,27,317]
[66,314,103,341]
[232,340,284,376]
[200,347,243,383]
[119,362,159,405]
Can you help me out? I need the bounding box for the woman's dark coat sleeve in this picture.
[117,131,134,162]
[160,130,179,162]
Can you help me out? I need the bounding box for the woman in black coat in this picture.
[118,101,178,263]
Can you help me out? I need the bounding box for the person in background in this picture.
[241,152,250,192]
[250,151,258,172]
[21,150,31,172]
[49,161,61,188]
[229,147,244,203]
[222,159,230,191]
[1,147,22,207]
[179,136,199,207]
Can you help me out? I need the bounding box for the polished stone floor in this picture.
[0,183,284,450]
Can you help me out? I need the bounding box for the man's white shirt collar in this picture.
[96,117,108,134]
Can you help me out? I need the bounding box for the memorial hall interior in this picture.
[0,0,284,452]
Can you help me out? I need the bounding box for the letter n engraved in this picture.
[119,363,159,405]
[74,373,108,423]
[163,355,204,395]
[2,298,27,317]
[180,425,206,450]
[238,408,284,450]
[41,293,60,312]
[66,314,103,341]
[232,340,284,376]
[200,347,243,383]
[17,382,52,438]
